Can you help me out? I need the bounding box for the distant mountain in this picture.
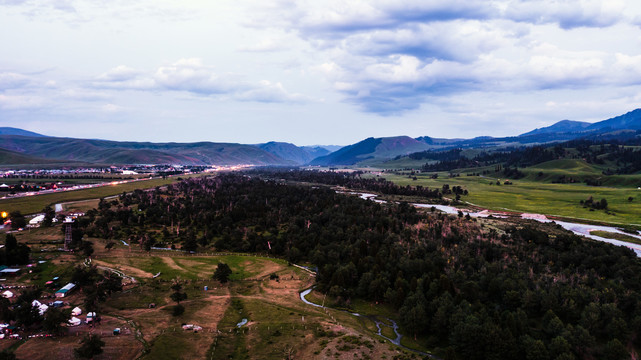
[314,145,343,153]
[518,109,641,138]
[257,142,313,165]
[0,127,45,137]
[310,136,431,166]
[519,120,591,137]
[0,136,289,166]
[586,109,641,131]
[301,146,332,160]
[2,108,640,167]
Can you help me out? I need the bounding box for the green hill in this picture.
[310,136,431,166]
[0,147,71,166]
[0,136,290,166]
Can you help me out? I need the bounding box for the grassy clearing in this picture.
[375,173,641,225]
[590,230,641,245]
[0,173,207,215]
[97,255,285,281]
[61,198,100,213]
[142,332,194,360]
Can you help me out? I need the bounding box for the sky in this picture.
[2,0,641,146]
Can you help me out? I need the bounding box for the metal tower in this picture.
[64,217,74,250]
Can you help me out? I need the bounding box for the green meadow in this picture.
[0,173,207,215]
[374,170,641,226]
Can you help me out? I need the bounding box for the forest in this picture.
[73,170,640,359]
[418,138,641,175]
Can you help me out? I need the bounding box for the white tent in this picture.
[86,312,97,323]
[71,307,82,316]
[67,317,81,327]
[2,291,13,298]
[29,215,45,225]
[31,300,49,315]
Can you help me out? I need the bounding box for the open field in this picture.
[0,173,155,185]
[373,172,641,226]
[0,173,207,215]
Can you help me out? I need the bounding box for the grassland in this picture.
[372,172,641,226]
[0,173,206,215]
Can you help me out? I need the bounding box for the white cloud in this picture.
[101,103,124,113]
[0,94,46,109]
[248,0,640,115]
[97,65,140,82]
[0,72,31,90]
[92,58,306,103]
[503,0,625,29]
[238,38,289,52]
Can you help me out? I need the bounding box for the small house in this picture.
[0,269,21,277]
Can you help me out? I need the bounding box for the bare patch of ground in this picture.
[14,316,142,360]
[92,259,154,279]
[160,257,183,272]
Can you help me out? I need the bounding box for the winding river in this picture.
[413,203,641,256]
[349,191,641,257]
[299,288,434,357]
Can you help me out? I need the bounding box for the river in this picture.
[347,191,641,257]
[299,288,434,357]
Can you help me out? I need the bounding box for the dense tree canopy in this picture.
[79,171,641,359]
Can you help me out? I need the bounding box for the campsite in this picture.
[0,223,422,359]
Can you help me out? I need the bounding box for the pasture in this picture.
[375,172,641,226]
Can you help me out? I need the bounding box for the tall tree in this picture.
[213,263,232,283]
[74,334,105,359]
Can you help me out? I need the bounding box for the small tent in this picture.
[31,300,48,315]
[2,291,13,299]
[86,312,97,323]
[71,307,82,316]
[67,317,81,327]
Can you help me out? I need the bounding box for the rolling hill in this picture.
[2,108,641,167]
[519,120,591,137]
[0,127,45,137]
[0,136,291,166]
[310,136,431,166]
[257,142,330,165]
[0,147,71,166]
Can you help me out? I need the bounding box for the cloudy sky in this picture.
[1,0,641,146]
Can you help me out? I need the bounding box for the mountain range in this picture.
[1,109,640,167]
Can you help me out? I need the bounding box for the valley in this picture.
[0,109,641,359]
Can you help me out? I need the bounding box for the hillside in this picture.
[0,127,45,137]
[257,142,324,165]
[519,120,591,136]
[2,108,641,167]
[0,147,67,165]
[310,136,430,166]
[0,136,289,166]
[586,108,641,131]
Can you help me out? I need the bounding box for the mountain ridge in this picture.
[2,108,640,166]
